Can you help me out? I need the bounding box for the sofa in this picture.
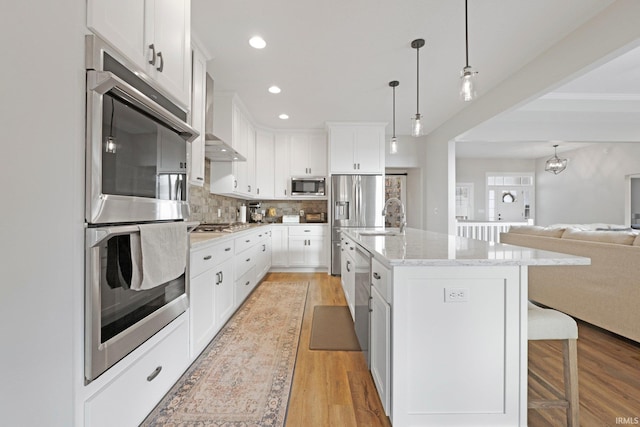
[500,224,640,343]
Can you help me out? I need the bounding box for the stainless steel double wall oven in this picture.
[84,36,198,382]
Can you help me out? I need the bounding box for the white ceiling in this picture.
[191,0,639,158]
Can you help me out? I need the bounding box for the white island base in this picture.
[392,265,527,426]
[343,228,589,427]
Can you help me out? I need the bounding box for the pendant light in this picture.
[460,0,478,102]
[389,80,399,154]
[105,97,117,154]
[545,144,568,175]
[411,38,425,137]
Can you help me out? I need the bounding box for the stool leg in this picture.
[563,339,579,427]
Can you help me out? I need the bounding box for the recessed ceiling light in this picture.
[279,114,289,120]
[249,36,266,49]
[268,86,281,94]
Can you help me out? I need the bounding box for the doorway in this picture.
[486,174,534,222]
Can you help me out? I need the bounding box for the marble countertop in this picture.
[342,228,591,268]
[190,223,270,248]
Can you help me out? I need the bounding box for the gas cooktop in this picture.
[193,223,253,233]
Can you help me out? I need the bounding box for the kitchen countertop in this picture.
[342,227,591,268]
[190,223,270,248]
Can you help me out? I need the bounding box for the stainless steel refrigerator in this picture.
[331,175,384,275]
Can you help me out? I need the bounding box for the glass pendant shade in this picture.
[411,113,424,137]
[390,136,398,154]
[460,66,478,102]
[545,145,567,174]
[105,136,117,154]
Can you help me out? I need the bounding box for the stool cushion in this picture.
[528,302,578,340]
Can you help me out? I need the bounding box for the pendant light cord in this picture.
[392,85,396,138]
[465,0,469,67]
[416,45,420,114]
[109,97,115,137]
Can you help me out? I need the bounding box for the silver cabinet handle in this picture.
[148,44,156,65]
[257,188,260,195]
[248,185,251,192]
[156,51,164,72]
[346,261,351,272]
[246,239,251,243]
[353,163,356,170]
[262,244,266,252]
[225,247,231,251]
[373,272,381,280]
[215,271,221,285]
[285,189,287,195]
[234,179,238,188]
[203,255,212,260]
[220,271,224,282]
[197,176,204,181]
[245,281,250,286]
[146,366,162,382]
[246,258,251,262]
[304,229,311,232]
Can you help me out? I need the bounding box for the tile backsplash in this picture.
[188,161,328,223]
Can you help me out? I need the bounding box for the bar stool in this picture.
[528,301,579,427]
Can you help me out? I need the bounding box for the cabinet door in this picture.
[271,227,289,267]
[190,269,216,357]
[148,0,191,107]
[273,135,290,198]
[329,127,356,174]
[189,47,206,185]
[255,130,275,199]
[289,134,309,176]
[307,133,327,176]
[214,260,235,328]
[370,285,391,415]
[306,236,327,267]
[87,0,146,70]
[354,126,384,174]
[342,251,356,318]
[246,123,256,196]
[287,236,307,266]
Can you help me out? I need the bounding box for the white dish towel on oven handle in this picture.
[129,222,188,291]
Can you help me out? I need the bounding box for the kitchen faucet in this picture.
[382,197,406,233]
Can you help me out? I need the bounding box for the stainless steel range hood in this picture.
[204,73,246,162]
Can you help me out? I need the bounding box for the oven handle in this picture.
[87,221,199,247]
[87,70,199,143]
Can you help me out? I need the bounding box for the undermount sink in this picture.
[358,230,399,237]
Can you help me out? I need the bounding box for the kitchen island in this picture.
[341,228,590,427]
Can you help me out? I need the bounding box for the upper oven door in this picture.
[85,37,198,225]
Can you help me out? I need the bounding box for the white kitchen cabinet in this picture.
[273,134,291,198]
[287,225,327,267]
[255,230,272,281]
[87,0,191,108]
[255,130,275,198]
[188,44,206,185]
[189,240,234,357]
[271,226,289,267]
[341,236,356,319]
[84,316,189,427]
[327,123,386,174]
[370,258,391,416]
[289,133,327,177]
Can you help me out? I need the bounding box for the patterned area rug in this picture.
[142,281,309,426]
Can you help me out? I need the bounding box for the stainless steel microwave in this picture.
[291,177,326,196]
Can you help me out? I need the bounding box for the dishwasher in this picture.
[353,242,372,367]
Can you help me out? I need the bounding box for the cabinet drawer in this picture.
[85,317,189,427]
[289,225,327,236]
[254,228,270,242]
[235,249,255,278]
[191,241,234,278]
[235,266,256,305]
[371,257,391,303]
[235,231,262,254]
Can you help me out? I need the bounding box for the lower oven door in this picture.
[85,223,189,383]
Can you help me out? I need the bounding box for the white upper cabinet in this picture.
[189,44,206,185]
[273,134,291,199]
[255,130,275,199]
[289,133,327,177]
[328,123,386,174]
[87,0,191,108]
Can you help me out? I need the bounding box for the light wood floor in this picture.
[267,272,640,427]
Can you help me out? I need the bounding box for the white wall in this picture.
[456,158,536,220]
[0,1,86,425]
[535,143,640,226]
[423,1,640,234]
[385,135,421,168]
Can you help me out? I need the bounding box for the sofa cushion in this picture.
[508,225,566,238]
[561,228,638,245]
